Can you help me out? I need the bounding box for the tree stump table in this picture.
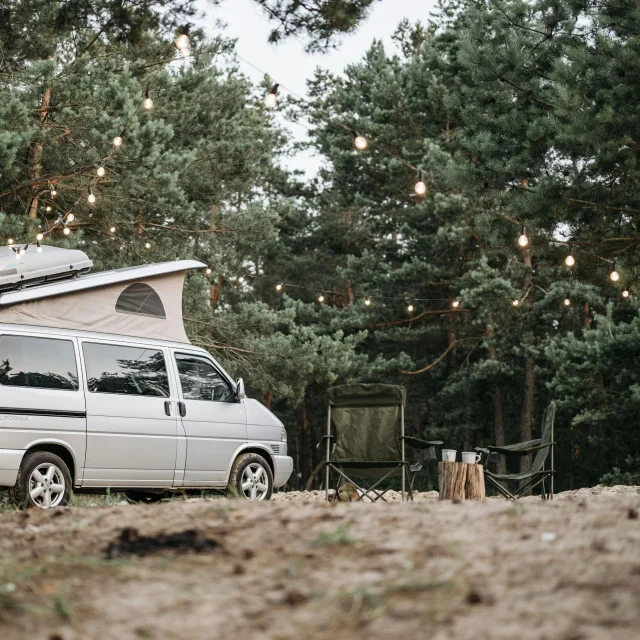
[438,462,486,502]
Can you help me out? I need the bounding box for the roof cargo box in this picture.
[0,245,93,292]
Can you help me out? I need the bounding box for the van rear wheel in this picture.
[11,451,72,509]
[227,453,273,501]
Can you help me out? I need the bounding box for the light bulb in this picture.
[364,297,372,306]
[354,135,368,150]
[63,227,71,235]
[45,205,52,212]
[622,289,630,298]
[109,226,116,234]
[264,92,277,108]
[518,233,529,248]
[563,298,571,307]
[238,276,244,284]
[275,283,283,292]
[113,135,123,147]
[414,181,427,196]
[19,247,25,255]
[205,268,212,275]
[50,189,57,197]
[36,242,42,253]
[7,238,13,245]
[145,242,151,249]
[512,299,519,307]
[452,300,460,308]
[565,254,575,267]
[143,97,153,110]
[407,304,414,312]
[67,213,75,222]
[610,270,620,282]
[175,33,190,51]
[36,233,44,241]
[88,192,96,205]
[318,294,325,303]
[97,165,106,177]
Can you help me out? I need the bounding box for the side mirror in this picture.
[235,378,246,401]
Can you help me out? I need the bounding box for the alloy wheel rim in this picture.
[240,463,269,500]
[28,463,65,508]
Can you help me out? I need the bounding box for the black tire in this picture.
[227,453,273,501]
[124,490,165,504]
[10,450,72,509]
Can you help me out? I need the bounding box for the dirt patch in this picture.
[0,485,638,640]
[105,527,219,559]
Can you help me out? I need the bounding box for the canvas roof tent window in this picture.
[0,246,204,343]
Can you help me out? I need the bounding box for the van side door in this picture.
[81,340,179,488]
[172,352,247,486]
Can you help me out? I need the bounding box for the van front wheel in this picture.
[11,451,72,509]
[227,453,273,501]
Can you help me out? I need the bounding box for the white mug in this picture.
[462,452,481,464]
[442,449,457,462]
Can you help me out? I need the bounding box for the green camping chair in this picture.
[322,384,442,502]
[476,401,556,500]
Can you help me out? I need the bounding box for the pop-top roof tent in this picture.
[0,246,205,343]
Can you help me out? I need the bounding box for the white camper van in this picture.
[0,246,293,508]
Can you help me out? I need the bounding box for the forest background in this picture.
[1,0,639,491]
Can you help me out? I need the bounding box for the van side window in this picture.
[0,335,78,391]
[83,343,169,397]
[175,354,233,402]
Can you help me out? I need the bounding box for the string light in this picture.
[563,297,571,307]
[264,84,279,108]
[354,134,368,150]
[45,205,52,212]
[36,240,42,253]
[63,226,71,236]
[87,188,96,205]
[143,86,153,110]
[622,288,630,299]
[275,283,284,292]
[97,164,106,177]
[414,181,426,196]
[318,294,325,303]
[109,226,116,234]
[50,187,57,197]
[205,267,212,275]
[565,249,575,267]
[407,303,414,312]
[452,300,460,308]
[175,33,190,52]
[610,264,620,282]
[517,225,529,248]
[112,133,123,147]
[36,233,43,241]
[66,213,75,222]
[7,238,13,245]
[238,276,245,284]
[364,297,372,306]
[512,299,519,307]
[145,242,151,249]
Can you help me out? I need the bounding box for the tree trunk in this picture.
[520,244,535,474]
[27,87,53,220]
[583,303,591,329]
[209,275,225,310]
[492,383,507,474]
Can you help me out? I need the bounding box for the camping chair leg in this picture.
[401,407,406,500]
[512,475,550,501]
[486,475,517,500]
[325,406,332,502]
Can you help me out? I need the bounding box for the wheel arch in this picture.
[24,441,78,486]
[225,443,274,484]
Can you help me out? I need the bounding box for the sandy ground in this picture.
[0,485,638,640]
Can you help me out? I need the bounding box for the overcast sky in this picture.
[196,0,436,175]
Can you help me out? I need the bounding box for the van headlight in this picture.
[281,427,287,443]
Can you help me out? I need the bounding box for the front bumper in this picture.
[272,455,293,488]
[0,449,25,487]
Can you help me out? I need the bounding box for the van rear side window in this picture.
[82,342,169,397]
[0,335,78,390]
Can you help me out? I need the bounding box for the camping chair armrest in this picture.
[400,436,443,450]
[474,447,497,466]
[487,439,549,456]
[317,434,336,453]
